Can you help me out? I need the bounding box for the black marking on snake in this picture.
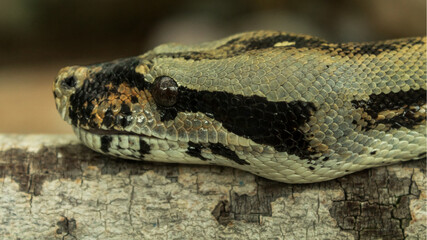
[87,57,144,88]
[323,38,424,56]
[156,34,325,60]
[210,143,249,165]
[186,142,208,161]
[232,34,323,49]
[154,34,424,61]
[157,51,215,61]
[138,139,150,157]
[91,57,147,90]
[102,109,114,128]
[158,87,318,159]
[120,103,131,115]
[62,76,77,88]
[352,88,426,130]
[130,96,138,103]
[68,57,145,128]
[321,42,391,56]
[115,115,132,128]
[100,136,112,152]
[115,103,133,128]
[186,142,248,165]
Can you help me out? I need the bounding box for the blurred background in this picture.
[0,0,425,134]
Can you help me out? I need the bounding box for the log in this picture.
[0,134,425,239]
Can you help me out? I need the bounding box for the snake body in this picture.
[53,31,426,183]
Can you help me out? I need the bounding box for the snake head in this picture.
[53,57,169,138]
[52,31,427,183]
[53,54,230,151]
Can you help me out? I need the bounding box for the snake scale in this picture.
[53,31,426,183]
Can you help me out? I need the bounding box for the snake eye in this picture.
[151,76,178,107]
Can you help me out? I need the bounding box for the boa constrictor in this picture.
[53,31,426,183]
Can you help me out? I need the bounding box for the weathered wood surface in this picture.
[0,134,425,239]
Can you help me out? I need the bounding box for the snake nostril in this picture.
[62,76,77,89]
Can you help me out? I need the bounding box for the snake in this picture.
[53,31,426,183]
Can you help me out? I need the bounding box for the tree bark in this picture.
[0,134,425,239]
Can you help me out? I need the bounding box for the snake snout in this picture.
[53,66,89,123]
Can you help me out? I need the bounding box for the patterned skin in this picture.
[53,31,427,183]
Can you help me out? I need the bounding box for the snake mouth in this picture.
[86,128,140,136]
[83,127,161,139]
